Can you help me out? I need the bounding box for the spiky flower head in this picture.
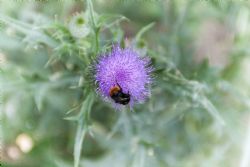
[68,12,90,38]
[95,45,153,108]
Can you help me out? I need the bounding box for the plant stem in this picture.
[95,28,99,55]
[86,0,99,56]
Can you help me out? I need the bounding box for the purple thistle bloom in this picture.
[95,45,153,107]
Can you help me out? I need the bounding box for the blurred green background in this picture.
[1,0,250,167]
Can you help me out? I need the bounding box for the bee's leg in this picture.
[115,80,122,91]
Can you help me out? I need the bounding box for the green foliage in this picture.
[1,0,250,167]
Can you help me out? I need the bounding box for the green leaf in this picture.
[64,116,79,121]
[73,92,94,167]
[199,97,225,126]
[74,118,87,167]
[135,22,155,42]
[34,85,48,111]
[97,14,129,29]
[0,13,58,48]
[86,0,97,29]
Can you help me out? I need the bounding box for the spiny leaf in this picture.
[0,13,58,48]
[73,92,94,167]
[74,118,87,167]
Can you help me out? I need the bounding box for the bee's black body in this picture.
[109,84,130,105]
[111,91,130,105]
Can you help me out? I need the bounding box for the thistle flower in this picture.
[68,12,90,38]
[95,45,153,108]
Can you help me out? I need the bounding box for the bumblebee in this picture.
[109,84,130,105]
